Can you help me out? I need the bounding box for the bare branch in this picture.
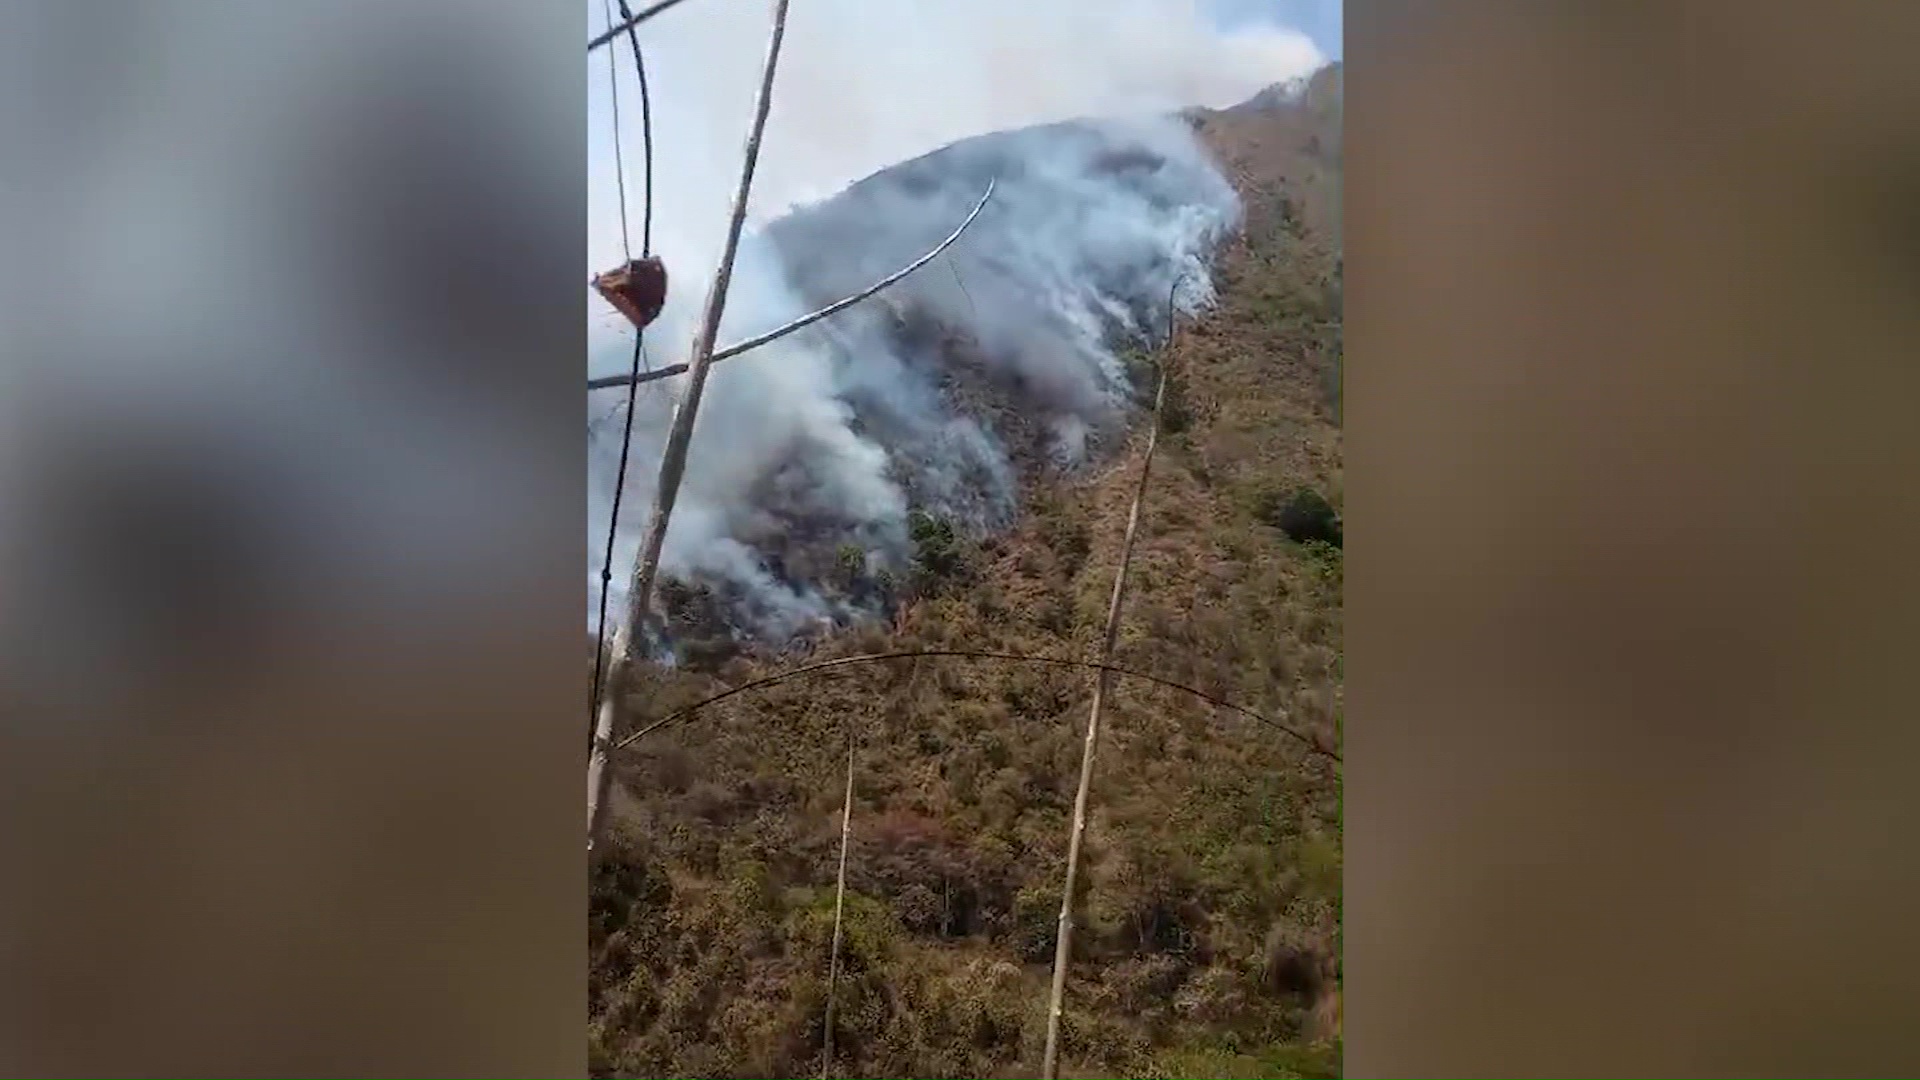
[586,179,996,392]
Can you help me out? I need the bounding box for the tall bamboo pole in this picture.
[1041,282,1179,1078]
[588,0,792,852]
[821,737,856,1077]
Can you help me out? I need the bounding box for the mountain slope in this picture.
[591,65,1342,1080]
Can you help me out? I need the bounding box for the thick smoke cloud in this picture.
[587,0,1324,642]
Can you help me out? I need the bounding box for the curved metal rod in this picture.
[588,0,695,53]
[612,647,1340,761]
[587,178,996,391]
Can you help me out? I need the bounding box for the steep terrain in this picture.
[590,98,1241,649]
[590,63,1343,1080]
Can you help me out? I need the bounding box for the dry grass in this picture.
[590,65,1342,1080]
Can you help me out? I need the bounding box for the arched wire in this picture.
[589,0,660,723]
[612,648,1341,762]
[616,0,655,258]
[585,178,996,392]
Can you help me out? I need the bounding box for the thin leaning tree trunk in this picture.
[587,0,792,853]
[821,737,856,1078]
[1041,286,1179,1079]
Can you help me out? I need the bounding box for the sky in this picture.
[1210,0,1341,60]
[585,0,1335,299]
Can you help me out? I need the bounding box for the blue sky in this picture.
[1209,0,1341,61]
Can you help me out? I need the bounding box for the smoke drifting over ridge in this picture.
[588,1,1324,642]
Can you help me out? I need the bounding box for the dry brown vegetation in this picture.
[591,65,1343,1080]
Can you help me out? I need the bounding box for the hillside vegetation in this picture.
[591,64,1343,1080]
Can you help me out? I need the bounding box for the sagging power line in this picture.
[612,647,1338,762]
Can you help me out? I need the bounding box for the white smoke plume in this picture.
[587,0,1324,642]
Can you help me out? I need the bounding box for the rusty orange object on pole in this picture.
[593,256,668,330]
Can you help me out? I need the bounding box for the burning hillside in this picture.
[589,108,1254,657]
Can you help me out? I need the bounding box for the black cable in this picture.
[589,0,655,721]
[590,335,647,723]
[617,0,655,260]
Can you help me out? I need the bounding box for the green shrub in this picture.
[1257,487,1342,548]
[835,542,866,588]
[908,509,964,585]
[1011,883,1059,962]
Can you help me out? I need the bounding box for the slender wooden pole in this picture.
[588,0,792,853]
[821,736,856,1077]
[1041,282,1180,1078]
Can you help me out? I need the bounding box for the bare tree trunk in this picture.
[587,0,792,853]
[1041,285,1179,1079]
[821,738,857,1078]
